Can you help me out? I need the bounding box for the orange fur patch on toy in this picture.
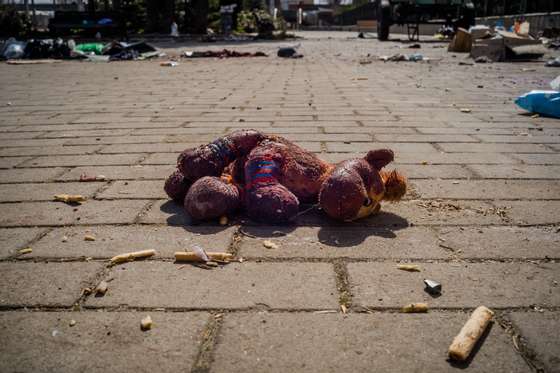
[380,170,407,202]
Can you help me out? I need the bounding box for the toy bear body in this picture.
[165,129,406,223]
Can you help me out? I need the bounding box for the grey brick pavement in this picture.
[0,31,559,372]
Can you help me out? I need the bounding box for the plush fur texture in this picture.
[164,130,407,223]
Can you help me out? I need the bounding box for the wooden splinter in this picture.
[174,252,233,262]
[110,249,156,265]
[448,306,494,361]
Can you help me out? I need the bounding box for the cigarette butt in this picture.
[110,249,156,265]
[54,194,87,203]
[448,306,494,361]
[140,315,153,331]
[84,235,96,241]
[263,240,279,249]
[401,303,428,313]
[95,280,108,296]
[18,247,33,255]
[174,252,233,262]
[340,304,348,314]
[396,264,420,272]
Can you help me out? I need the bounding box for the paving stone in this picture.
[323,126,417,134]
[213,312,528,373]
[512,153,560,165]
[63,135,167,145]
[436,226,560,259]
[87,262,338,309]
[0,200,148,227]
[394,164,474,179]
[141,153,177,165]
[0,156,32,169]
[348,262,560,308]
[31,225,235,258]
[508,312,560,373]
[396,152,517,165]
[0,145,101,157]
[0,167,65,183]
[139,199,193,225]
[0,182,104,202]
[0,262,102,306]
[474,135,560,143]
[326,142,437,153]
[375,134,478,143]
[468,165,560,179]
[0,227,46,258]
[438,143,552,153]
[98,180,166,199]
[20,154,144,167]
[412,180,560,200]
[0,311,207,373]
[57,165,174,181]
[495,200,560,225]
[99,143,200,154]
[239,226,450,259]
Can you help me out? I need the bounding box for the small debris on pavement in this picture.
[448,306,494,361]
[175,251,233,262]
[340,304,348,313]
[69,319,76,327]
[192,245,210,262]
[79,173,106,182]
[401,303,428,313]
[84,235,96,241]
[110,249,156,265]
[62,236,68,242]
[396,264,421,272]
[424,279,442,295]
[263,240,279,249]
[54,194,86,204]
[460,108,472,113]
[94,280,109,296]
[140,315,153,331]
[160,61,179,67]
[18,247,32,255]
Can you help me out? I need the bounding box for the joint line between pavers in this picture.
[190,313,224,373]
[494,312,546,373]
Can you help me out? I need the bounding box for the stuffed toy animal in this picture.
[164,129,407,223]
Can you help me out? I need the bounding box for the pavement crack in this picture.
[191,313,224,373]
[333,260,352,310]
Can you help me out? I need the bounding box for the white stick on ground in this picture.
[448,306,494,361]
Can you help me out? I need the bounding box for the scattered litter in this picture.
[62,236,68,242]
[408,43,421,49]
[69,319,76,327]
[219,216,228,225]
[448,28,473,53]
[396,264,420,272]
[421,161,428,165]
[6,59,61,65]
[515,90,560,119]
[110,249,156,265]
[314,310,338,314]
[401,303,428,313]
[18,247,32,255]
[175,251,233,262]
[184,49,267,58]
[551,76,560,91]
[192,245,210,262]
[448,306,494,361]
[52,329,60,337]
[140,315,153,331]
[379,53,424,62]
[94,280,108,296]
[263,240,279,249]
[54,194,86,204]
[460,108,472,113]
[79,173,106,182]
[84,235,96,241]
[546,57,560,67]
[474,56,491,63]
[277,47,303,59]
[423,279,442,295]
[160,61,179,67]
[340,304,348,313]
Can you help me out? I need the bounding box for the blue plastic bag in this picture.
[515,90,560,119]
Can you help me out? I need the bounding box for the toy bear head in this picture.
[318,150,407,221]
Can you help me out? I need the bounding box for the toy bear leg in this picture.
[184,176,241,221]
[246,184,299,224]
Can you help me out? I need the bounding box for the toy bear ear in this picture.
[365,149,394,170]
